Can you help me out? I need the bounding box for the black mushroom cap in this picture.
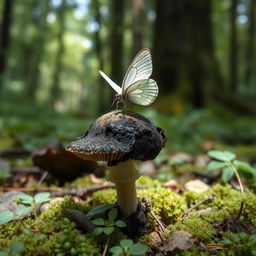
[66,111,166,166]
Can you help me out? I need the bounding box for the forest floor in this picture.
[0,108,256,255]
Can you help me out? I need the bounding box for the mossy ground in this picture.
[0,179,256,255]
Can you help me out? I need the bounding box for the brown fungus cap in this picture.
[66,111,166,166]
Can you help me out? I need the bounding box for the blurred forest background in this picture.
[0,0,256,154]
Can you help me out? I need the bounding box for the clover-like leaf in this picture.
[16,206,33,217]
[129,243,148,255]
[208,150,236,162]
[93,227,103,235]
[109,245,123,256]
[120,239,133,249]
[34,192,51,204]
[0,211,14,225]
[108,208,117,221]
[103,227,114,235]
[206,160,226,171]
[221,166,234,182]
[92,218,105,226]
[115,220,126,228]
[16,194,33,205]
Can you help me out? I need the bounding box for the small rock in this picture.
[0,191,27,214]
[184,179,210,192]
[169,152,194,164]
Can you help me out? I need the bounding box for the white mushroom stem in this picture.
[108,159,139,216]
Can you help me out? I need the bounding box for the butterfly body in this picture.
[99,48,158,107]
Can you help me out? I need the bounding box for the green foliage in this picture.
[207,150,256,185]
[220,233,256,256]
[109,239,148,256]
[15,192,51,219]
[0,241,24,256]
[92,208,126,236]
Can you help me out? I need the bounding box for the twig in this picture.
[37,171,48,186]
[2,185,149,198]
[102,234,111,256]
[182,195,215,220]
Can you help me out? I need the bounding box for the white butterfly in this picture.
[99,48,158,106]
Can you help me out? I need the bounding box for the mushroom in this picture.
[66,111,166,216]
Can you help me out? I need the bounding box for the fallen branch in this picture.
[182,194,215,220]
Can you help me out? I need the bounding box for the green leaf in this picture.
[206,160,226,171]
[16,194,33,204]
[0,211,14,225]
[16,207,33,217]
[103,227,114,235]
[115,220,127,228]
[251,250,256,256]
[208,150,236,162]
[34,192,51,204]
[234,160,256,175]
[10,242,24,254]
[93,227,103,235]
[220,239,233,245]
[129,243,148,255]
[86,204,115,218]
[108,208,117,221]
[120,239,133,249]
[109,246,123,256]
[0,248,9,256]
[249,234,256,242]
[92,218,105,226]
[221,166,234,182]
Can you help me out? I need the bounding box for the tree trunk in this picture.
[131,0,144,57]
[0,0,14,90]
[26,0,50,100]
[229,0,238,91]
[109,0,124,107]
[92,0,105,115]
[243,0,256,88]
[51,0,66,107]
[153,0,222,108]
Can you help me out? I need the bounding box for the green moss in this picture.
[0,218,101,256]
[86,189,117,206]
[136,175,155,186]
[170,213,216,241]
[138,187,187,225]
[41,196,85,219]
[183,184,256,224]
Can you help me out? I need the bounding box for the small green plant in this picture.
[92,207,127,256]
[109,239,148,256]
[92,207,126,235]
[206,150,256,217]
[0,207,32,225]
[15,192,51,219]
[220,233,256,255]
[207,150,256,185]
[0,241,24,256]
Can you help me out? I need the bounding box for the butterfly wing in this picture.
[99,70,122,94]
[125,79,158,106]
[122,48,152,93]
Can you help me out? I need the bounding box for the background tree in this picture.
[0,0,14,91]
